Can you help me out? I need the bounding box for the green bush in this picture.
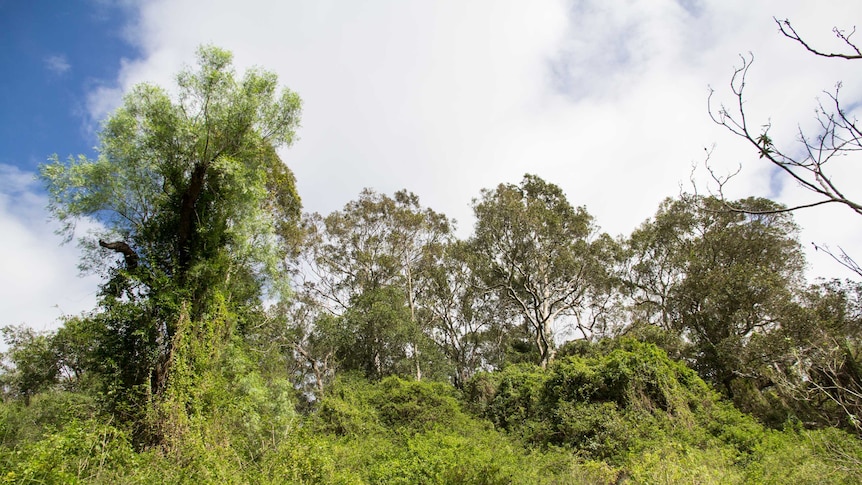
[1,418,136,484]
[0,390,98,448]
[2,336,859,483]
[627,442,744,484]
[744,426,862,484]
[311,375,615,484]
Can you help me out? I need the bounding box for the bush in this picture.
[0,390,98,448]
[0,418,136,484]
[312,375,613,484]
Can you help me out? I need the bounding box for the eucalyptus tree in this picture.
[470,174,608,368]
[299,189,452,381]
[419,240,514,387]
[622,197,696,330]
[39,46,303,399]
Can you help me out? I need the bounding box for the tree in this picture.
[0,326,59,404]
[623,195,805,397]
[752,279,862,433]
[39,46,303,400]
[470,174,607,368]
[297,189,452,381]
[419,240,513,387]
[621,197,695,331]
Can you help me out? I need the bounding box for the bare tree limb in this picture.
[707,50,862,217]
[776,17,862,60]
[98,239,139,271]
[813,243,862,279]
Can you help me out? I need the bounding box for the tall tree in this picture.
[298,189,452,381]
[623,195,805,396]
[419,240,513,387]
[470,174,605,368]
[40,46,302,399]
[622,197,695,331]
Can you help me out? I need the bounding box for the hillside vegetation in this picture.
[2,46,861,483]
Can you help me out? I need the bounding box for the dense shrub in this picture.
[0,418,136,484]
[2,337,861,483]
[467,337,862,480]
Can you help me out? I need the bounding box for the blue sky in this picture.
[1,0,140,332]
[0,1,138,171]
[2,0,862,332]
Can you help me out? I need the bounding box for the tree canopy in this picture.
[37,45,303,415]
[470,174,608,368]
[41,46,302,303]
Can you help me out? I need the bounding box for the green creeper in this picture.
[39,46,302,403]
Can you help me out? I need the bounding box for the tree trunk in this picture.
[177,161,208,275]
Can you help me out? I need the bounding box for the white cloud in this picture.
[44,54,71,75]
[83,0,862,282]
[0,165,100,333]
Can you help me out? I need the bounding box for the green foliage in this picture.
[0,418,136,484]
[745,426,862,484]
[0,326,59,402]
[311,376,613,484]
[338,287,421,380]
[623,195,805,400]
[38,46,303,429]
[626,442,745,484]
[9,40,862,483]
[153,296,297,461]
[474,339,719,458]
[750,279,862,433]
[419,240,514,386]
[467,337,862,480]
[3,337,860,483]
[0,391,98,449]
[470,174,612,368]
[297,189,454,383]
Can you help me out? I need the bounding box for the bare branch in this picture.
[776,17,862,60]
[706,46,862,218]
[98,239,139,271]
[813,243,862,279]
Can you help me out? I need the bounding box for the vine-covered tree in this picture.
[39,46,303,403]
[623,195,805,397]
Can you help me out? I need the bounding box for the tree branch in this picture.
[99,239,139,271]
[776,17,862,60]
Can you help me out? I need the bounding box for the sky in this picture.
[2,0,862,332]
